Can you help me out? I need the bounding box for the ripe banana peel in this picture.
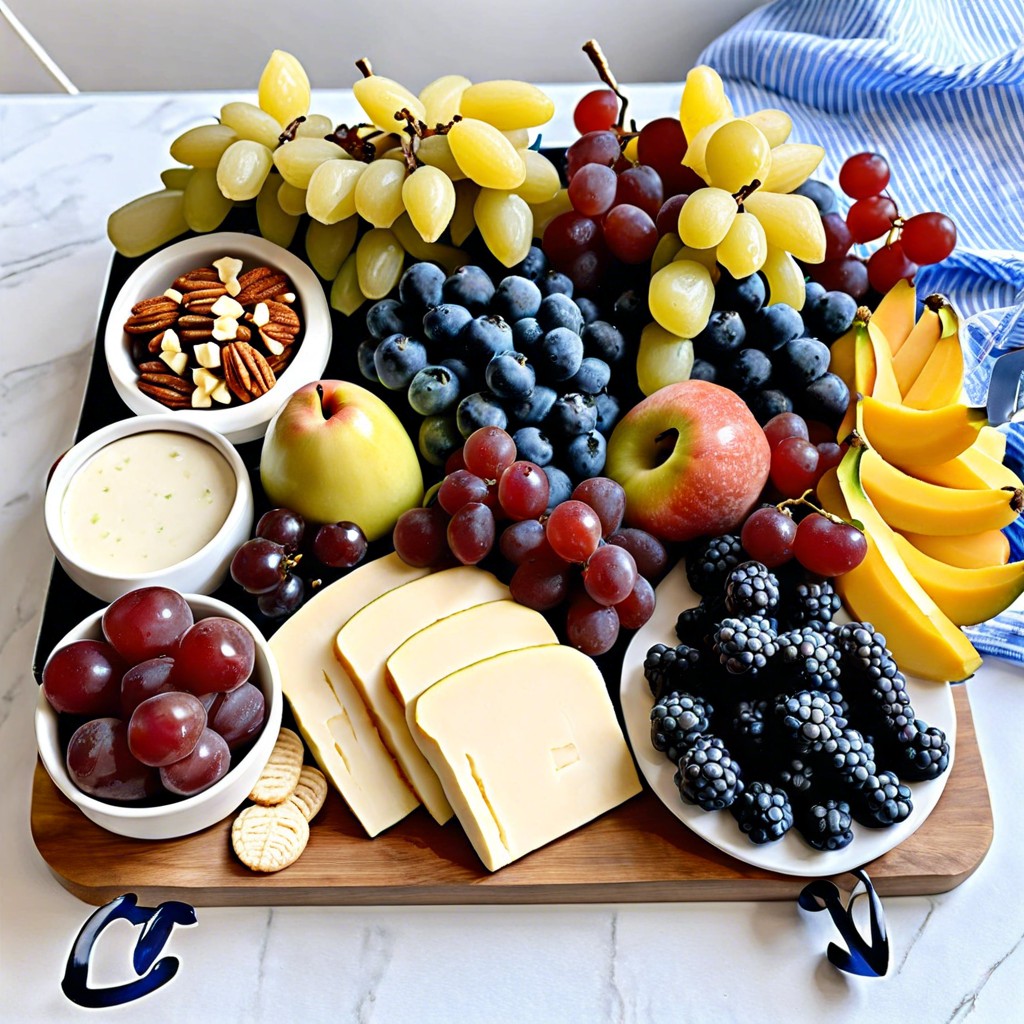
[858,395,987,465]
[901,528,1011,569]
[871,278,916,355]
[817,457,982,682]
[834,311,901,436]
[977,425,1007,463]
[895,441,1024,492]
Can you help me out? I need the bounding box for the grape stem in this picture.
[278,116,306,144]
[581,39,630,132]
[776,489,859,530]
[355,58,373,78]
[733,180,762,206]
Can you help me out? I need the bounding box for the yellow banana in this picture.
[890,532,1024,626]
[895,443,1024,491]
[892,304,941,395]
[900,296,963,409]
[870,278,916,355]
[817,461,981,682]
[834,312,901,437]
[860,445,1023,535]
[900,528,1011,569]
[977,425,1007,462]
[858,396,987,464]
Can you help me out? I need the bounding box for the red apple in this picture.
[260,380,423,541]
[604,380,770,542]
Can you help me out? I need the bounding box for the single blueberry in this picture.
[567,356,611,395]
[748,389,795,424]
[423,303,473,347]
[492,276,542,323]
[512,245,548,282]
[537,293,585,335]
[566,430,607,479]
[776,337,831,385]
[460,315,514,364]
[714,270,766,316]
[689,358,717,383]
[374,334,428,390]
[543,465,573,509]
[537,270,573,297]
[693,310,746,360]
[357,338,379,382]
[418,414,463,467]
[538,327,584,381]
[408,365,461,416]
[727,349,773,393]
[512,426,554,467]
[594,392,620,434]
[511,384,557,425]
[456,391,508,437]
[547,392,598,437]
[575,296,601,325]
[443,265,495,311]
[582,321,626,363]
[366,298,409,341]
[399,262,445,311]
[485,351,536,400]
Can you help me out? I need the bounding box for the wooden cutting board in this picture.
[31,687,991,906]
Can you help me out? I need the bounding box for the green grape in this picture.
[761,244,806,309]
[450,180,479,245]
[529,188,572,238]
[677,187,737,249]
[681,115,729,181]
[273,138,346,188]
[353,74,426,133]
[703,120,772,192]
[220,101,281,149]
[277,180,308,216]
[679,65,733,143]
[256,174,300,248]
[391,215,467,273]
[169,124,238,169]
[183,167,233,232]
[107,190,188,258]
[502,128,530,149]
[356,228,404,300]
[416,134,466,181]
[295,113,334,139]
[216,140,273,201]
[511,150,560,204]
[742,108,792,147]
[716,211,768,278]
[651,233,681,274]
[306,160,365,224]
[672,244,720,279]
[419,74,470,126]
[743,191,826,263]
[637,322,694,396]
[160,167,193,190]
[305,218,359,280]
[258,50,310,127]
[761,143,825,194]
[473,189,532,267]
[330,253,365,315]
[447,118,525,190]
[354,158,407,228]
[648,260,715,339]
[458,80,554,130]
[402,165,456,243]
[418,415,462,466]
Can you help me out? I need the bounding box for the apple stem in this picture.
[315,383,329,421]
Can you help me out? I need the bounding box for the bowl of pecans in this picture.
[104,232,331,444]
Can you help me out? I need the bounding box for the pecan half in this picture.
[176,314,215,341]
[223,342,276,403]
[235,267,290,306]
[137,371,196,409]
[265,300,301,331]
[125,297,179,334]
[136,360,167,374]
[182,285,229,315]
[265,352,290,374]
[173,267,221,292]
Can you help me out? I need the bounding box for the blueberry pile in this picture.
[357,247,641,491]
[645,542,950,850]
[688,269,856,429]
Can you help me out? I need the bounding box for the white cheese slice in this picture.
[411,645,642,872]
[334,567,510,826]
[268,553,428,837]
[387,599,557,713]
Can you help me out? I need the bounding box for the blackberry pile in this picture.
[645,539,950,851]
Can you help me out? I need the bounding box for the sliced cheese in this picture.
[334,567,509,825]
[387,599,557,713]
[411,644,641,871]
[268,553,428,837]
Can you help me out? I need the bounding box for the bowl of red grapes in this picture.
[35,586,282,840]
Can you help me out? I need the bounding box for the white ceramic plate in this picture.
[620,561,957,877]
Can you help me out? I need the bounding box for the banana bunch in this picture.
[108,51,560,314]
[816,287,1024,678]
[648,65,826,342]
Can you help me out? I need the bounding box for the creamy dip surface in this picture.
[61,431,236,574]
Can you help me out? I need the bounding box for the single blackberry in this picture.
[897,721,950,782]
[775,691,843,755]
[731,782,794,844]
[777,758,815,797]
[651,692,714,764]
[853,770,913,828]
[791,578,841,627]
[675,736,743,811]
[797,799,855,851]
[772,627,841,694]
[714,617,778,675]
[830,622,900,683]
[643,643,701,698]
[724,561,780,617]
[825,728,877,789]
[686,534,744,597]
[674,600,721,648]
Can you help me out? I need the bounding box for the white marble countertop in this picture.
[1,88,1022,1023]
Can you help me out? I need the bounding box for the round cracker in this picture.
[232,801,309,873]
[248,727,304,806]
[287,765,328,822]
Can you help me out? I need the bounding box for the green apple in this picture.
[605,380,770,542]
[260,380,423,540]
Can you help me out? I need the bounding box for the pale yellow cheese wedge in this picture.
[268,554,427,837]
[334,567,510,825]
[411,645,642,872]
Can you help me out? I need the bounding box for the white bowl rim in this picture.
[44,414,251,586]
[35,592,281,820]
[103,231,331,435]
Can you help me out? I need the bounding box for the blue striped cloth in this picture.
[700,0,1024,663]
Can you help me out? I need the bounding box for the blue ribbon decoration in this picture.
[61,893,197,1008]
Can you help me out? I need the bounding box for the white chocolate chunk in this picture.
[213,256,243,287]
[159,350,188,375]
[263,336,285,356]
[211,380,232,404]
[211,294,245,319]
[159,328,181,354]
[252,302,271,327]
[163,288,184,303]
[192,367,220,395]
[279,291,296,304]
[191,387,213,408]
[212,316,239,341]
[194,341,221,368]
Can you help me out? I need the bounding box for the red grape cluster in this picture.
[813,152,958,298]
[547,95,703,293]
[763,412,844,498]
[42,587,266,802]
[230,509,368,618]
[392,425,668,655]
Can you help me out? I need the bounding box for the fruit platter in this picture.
[30,48,1013,906]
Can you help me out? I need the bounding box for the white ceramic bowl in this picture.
[104,232,331,444]
[44,415,254,602]
[35,593,282,840]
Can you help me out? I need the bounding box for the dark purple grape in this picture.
[257,574,305,618]
[255,508,305,552]
[159,729,230,796]
[313,521,368,568]
[200,682,266,749]
[230,537,287,595]
[66,718,159,801]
